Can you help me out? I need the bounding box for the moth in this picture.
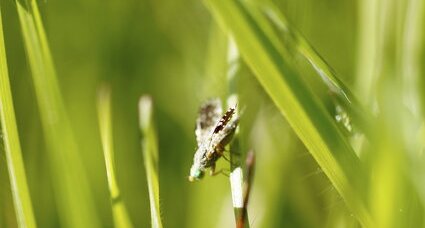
[188,98,239,182]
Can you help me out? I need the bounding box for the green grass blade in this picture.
[97,86,133,228]
[138,96,163,228]
[261,3,374,137]
[226,38,249,228]
[205,0,373,226]
[15,1,100,227]
[418,1,425,117]
[355,0,379,104]
[262,4,351,104]
[401,0,425,113]
[0,7,36,228]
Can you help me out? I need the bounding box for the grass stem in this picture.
[138,96,163,228]
[97,85,133,228]
[236,150,255,228]
[226,37,250,228]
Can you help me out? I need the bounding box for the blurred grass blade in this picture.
[138,96,163,228]
[262,3,373,136]
[418,1,425,116]
[205,0,373,226]
[97,86,133,228]
[401,0,425,113]
[262,4,351,105]
[15,0,100,227]
[355,0,379,104]
[0,7,36,228]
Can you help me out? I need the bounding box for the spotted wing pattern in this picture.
[213,107,235,134]
[195,99,222,146]
[207,106,239,156]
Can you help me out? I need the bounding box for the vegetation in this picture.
[0,0,424,227]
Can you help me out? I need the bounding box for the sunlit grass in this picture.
[1,0,425,227]
[0,7,36,228]
[14,0,100,227]
[205,0,372,226]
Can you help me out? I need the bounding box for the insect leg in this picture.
[211,169,230,177]
[209,163,230,177]
[222,154,239,167]
[209,162,216,176]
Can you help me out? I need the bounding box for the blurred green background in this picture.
[1,0,422,227]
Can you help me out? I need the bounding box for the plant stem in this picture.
[226,37,250,228]
[237,150,255,228]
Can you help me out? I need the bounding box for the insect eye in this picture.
[194,170,204,179]
[188,169,204,182]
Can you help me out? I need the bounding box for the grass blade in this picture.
[0,6,36,228]
[238,150,254,228]
[97,86,133,228]
[138,96,163,228]
[401,0,425,111]
[355,0,379,104]
[15,0,100,227]
[262,4,351,104]
[205,0,373,226]
[262,3,374,137]
[226,38,249,228]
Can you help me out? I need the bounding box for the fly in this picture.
[188,98,239,182]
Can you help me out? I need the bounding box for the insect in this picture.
[188,98,239,182]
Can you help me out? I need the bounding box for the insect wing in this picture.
[213,107,235,134]
[195,99,223,146]
[209,113,239,150]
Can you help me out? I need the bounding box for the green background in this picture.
[1,0,421,227]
